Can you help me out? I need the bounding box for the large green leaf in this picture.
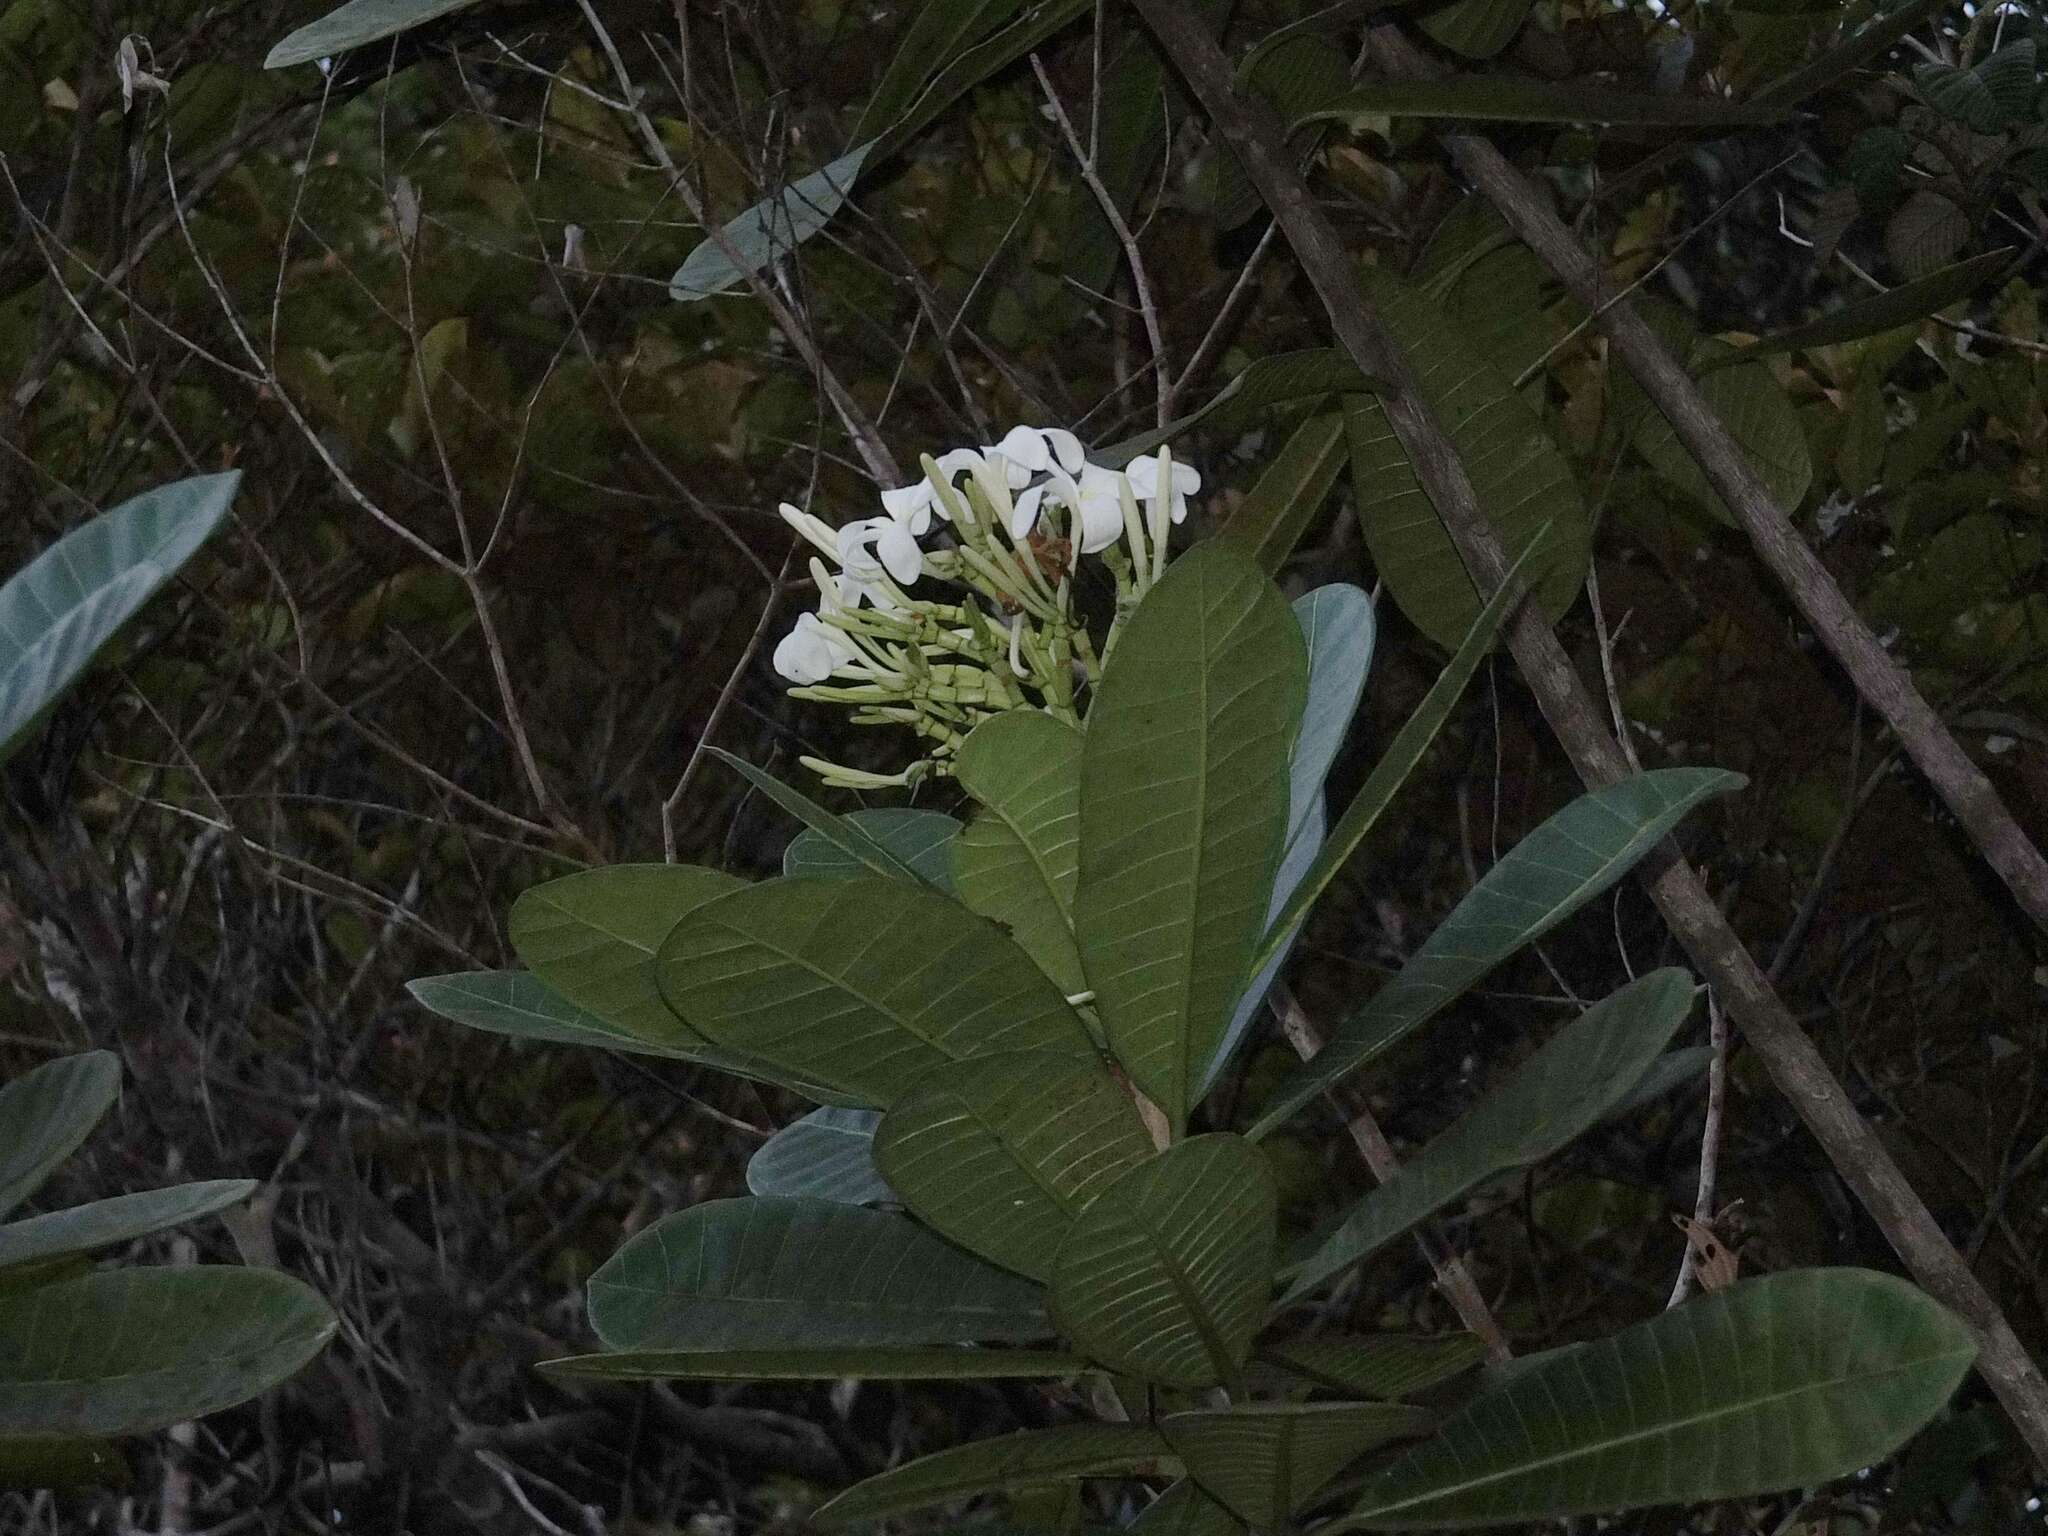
[952,713,1086,996]
[1264,1333,1486,1400]
[265,0,479,66]
[657,876,1093,1107]
[1344,267,1589,649]
[786,808,959,888]
[0,1053,120,1221]
[1162,1403,1433,1529]
[746,1108,890,1205]
[1635,354,1811,526]
[1301,78,1780,127]
[0,1268,335,1437]
[814,1423,1174,1526]
[541,1345,1087,1382]
[1051,1135,1277,1390]
[1337,1269,1975,1527]
[711,748,930,883]
[1714,249,2015,364]
[1130,1478,1248,1534]
[0,1180,254,1276]
[1252,768,1744,1138]
[1282,969,1694,1303]
[670,142,875,303]
[1416,0,1533,59]
[0,473,238,765]
[1076,544,1307,1134]
[873,1049,1154,1281]
[587,1197,1052,1351]
[1218,413,1351,578]
[1213,32,1354,227]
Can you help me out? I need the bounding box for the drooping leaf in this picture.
[1718,250,2015,362]
[711,747,928,883]
[0,473,238,766]
[0,1053,120,1222]
[1096,351,1377,467]
[1298,79,1781,129]
[1051,1135,1277,1390]
[0,1268,335,1437]
[874,1049,1154,1281]
[1416,0,1534,60]
[587,1197,1053,1351]
[1344,267,1589,649]
[786,808,961,888]
[1162,1403,1433,1529]
[1076,545,1307,1134]
[1337,1269,1974,1527]
[669,142,875,303]
[746,1108,890,1205]
[0,1181,254,1276]
[1282,969,1695,1302]
[1252,768,1744,1138]
[814,1423,1174,1527]
[951,713,1086,996]
[657,876,1093,1107]
[1218,413,1351,577]
[264,0,479,67]
[1635,355,1812,525]
[1130,1478,1248,1534]
[852,0,1024,142]
[540,1345,1087,1381]
[1264,1333,1486,1400]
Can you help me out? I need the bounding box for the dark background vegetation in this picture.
[2,0,2044,1528]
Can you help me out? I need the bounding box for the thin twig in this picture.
[1667,991,1728,1308]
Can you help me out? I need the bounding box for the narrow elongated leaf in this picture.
[746,1108,890,1205]
[712,748,927,883]
[1264,1333,1486,1400]
[874,0,1093,157]
[1162,1403,1433,1528]
[1716,249,2015,363]
[1636,357,1811,525]
[1051,1136,1277,1390]
[265,0,478,66]
[669,142,875,303]
[0,1268,335,1437]
[952,713,1086,995]
[1345,268,1589,649]
[657,877,1093,1107]
[0,473,237,765]
[0,1181,254,1275]
[1609,1046,1711,1121]
[1751,0,1955,111]
[1300,79,1780,129]
[0,1053,120,1221]
[509,864,744,1046]
[1131,1478,1248,1534]
[874,1049,1154,1281]
[1097,351,1376,467]
[588,1197,1052,1351]
[1076,545,1307,1134]
[1416,0,1534,59]
[1338,1269,1975,1527]
[814,1424,1174,1526]
[1218,413,1350,577]
[1283,969,1694,1302]
[786,808,960,888]
[852,0,1023,141]
[1214,33,1353,227]
[541,1345,1086,1381]
[1253,769,1744,1138]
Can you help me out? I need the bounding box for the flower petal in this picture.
[1043,428,1085,474]
[1010,484,1046,540]
[877,519,924,585]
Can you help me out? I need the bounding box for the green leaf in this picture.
[786,808,960,888]
[1218,412,1350,577]
[814,1423,1174,1527]
[540,1345,1087,1382]
[874,0,1094,157]
[746,1108,889,1205]
[1719,250,2015,362]
[588,1197,1053,1351]
[1252,768,1744,1138]
[1214,32,1354,227]
[852,0,1023,142]
[1162,1403,1434,1528]
[1915,41,2035,132]
[509,864,746,1048]
[952,713,1086,996]
[1635,355,1812,526]
[1344,267,1589,649]
[0,1437,126,1491]
[0,1181,254,1276]
[0,473,238,766]
[669,142,875,303]
[657,876,1093,1108]
[1338,1269,1975,1527]
[1885,190,1971,283]
[1609,1046,1711,1120]
[1416,0,1534,60]
[264,0,478,67]
[0,1053,120,1221]
[1051,1135,1277,1390]
[1263,1333,1486,1399]
[1096,351,1377,468]
[711,747,929,883]
[1299,79,1781,129]
[874,1048,1154,1281]
[1130,1478,1248,1534]
[1282,969,1694,1303]
[1076,544,1307,1134]
[0,1268,335,1437]
[1751,0,1955,112]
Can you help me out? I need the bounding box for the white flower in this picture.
[839,514,923,587]
[984,425,1085,488]
[1125,453,1200,523]
[880,448,984,527]
[773,612,857,684]
[1072,464,1135,554]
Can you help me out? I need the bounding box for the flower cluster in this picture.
[771,426,1201,788]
